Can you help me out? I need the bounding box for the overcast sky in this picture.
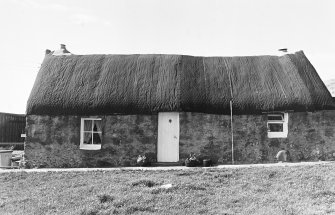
[1,0,334,114]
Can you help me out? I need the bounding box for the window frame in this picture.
[80,118,102,150]
[267,112,288,138]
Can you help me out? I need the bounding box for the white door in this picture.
[157,112,179,162]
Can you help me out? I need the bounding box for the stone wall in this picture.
[179,112,268,164]
[25,115,157,168]
[25,111,335,167]
[179,111,335,164]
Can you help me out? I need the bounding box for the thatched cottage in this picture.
[25,45,335,167]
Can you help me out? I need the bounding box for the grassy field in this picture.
[1,164,335,215]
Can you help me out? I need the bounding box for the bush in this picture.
[137,155,150,167]
[185,153,213,167]
[185,158,199,167]
[185,153,201,167]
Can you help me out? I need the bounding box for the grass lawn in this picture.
[1,164,335,215]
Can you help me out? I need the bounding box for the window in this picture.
[267,113,288,138]
[80,118,102,150]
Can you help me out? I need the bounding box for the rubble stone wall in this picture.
[25,111,335,167]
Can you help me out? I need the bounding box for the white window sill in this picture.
[268,132,288,138]
[80,144,102,150]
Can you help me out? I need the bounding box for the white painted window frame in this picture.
[80,118,102,150]
[267,112,288,138]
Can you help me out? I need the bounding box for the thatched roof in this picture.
[26,51,335,115]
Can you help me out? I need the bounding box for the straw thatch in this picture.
[26,51,335,115]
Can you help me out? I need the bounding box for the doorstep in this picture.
[152,162,182,167]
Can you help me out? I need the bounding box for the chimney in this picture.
[278,48,288,53]
[52,44,72,56]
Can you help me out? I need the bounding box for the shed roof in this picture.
[26,51,335,115]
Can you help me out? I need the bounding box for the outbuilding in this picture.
[0,112,25,149]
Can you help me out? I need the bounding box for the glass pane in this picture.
[84,120,92,132]
[83,132,92,144]
[93,120,102,132]
[93,132,102,144]
[268,114,283,121]
[268,123,283,132]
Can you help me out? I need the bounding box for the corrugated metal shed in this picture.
[0,112,25,143]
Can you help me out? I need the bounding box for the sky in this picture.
[0,0,334,114]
